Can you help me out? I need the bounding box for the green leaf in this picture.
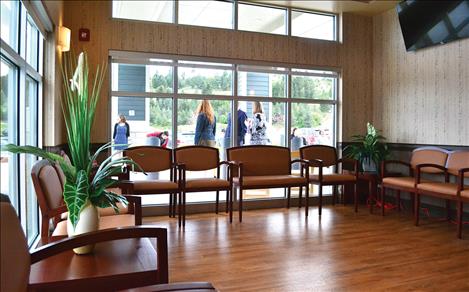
[63,170,89,228]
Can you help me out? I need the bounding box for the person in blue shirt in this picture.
[113,114,130,150]
[194,100,216,146]
[224,107,248,146]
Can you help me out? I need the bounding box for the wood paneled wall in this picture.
[63,0,373,144]
[373,9,469,146]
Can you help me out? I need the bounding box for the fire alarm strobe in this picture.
[78,28,90,42]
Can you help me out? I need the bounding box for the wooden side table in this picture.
[30,234,166,291]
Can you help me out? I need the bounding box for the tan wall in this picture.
[63,0,373,144]
[373,9,469,146]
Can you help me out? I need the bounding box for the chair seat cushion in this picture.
[383,176,422,189]
[52,214,136,237]
[132,180,179,193]
[417,182,459,196]
[309,173,356,184]
[234,175,306,188]
[185,178,230,190]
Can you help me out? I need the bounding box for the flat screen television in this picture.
[397,0,469,51]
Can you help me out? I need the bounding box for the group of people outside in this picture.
[114,100,310,149]
[196,100,269,147]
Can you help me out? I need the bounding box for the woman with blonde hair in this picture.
[194,99,217,146]
[249,101,269,145]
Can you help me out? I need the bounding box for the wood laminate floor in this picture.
[144,206,469,291]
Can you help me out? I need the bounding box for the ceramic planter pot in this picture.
[66,200,99,254]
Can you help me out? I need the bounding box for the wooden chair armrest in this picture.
[123,195,142,225]
[337,158,358,177]
[291,159,310,178]
[31,226,169,283]
[416,163,448,183]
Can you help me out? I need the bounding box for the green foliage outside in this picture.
[147,71,334,131]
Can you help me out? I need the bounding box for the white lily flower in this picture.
[71,53,85,95]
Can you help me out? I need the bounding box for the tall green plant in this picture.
[4,52,140,228]
[343,123,390,173]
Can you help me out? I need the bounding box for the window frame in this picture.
[0,2,44,246]
[109,50,339,206]
[110,0,338,42]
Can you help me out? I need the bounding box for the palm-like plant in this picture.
[4,52,139,228]
[343,123,390,173]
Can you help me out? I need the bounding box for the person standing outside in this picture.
[113,114,130,150]
[249,101,269,145]
[194,100,216,147]
[224,106,248,147]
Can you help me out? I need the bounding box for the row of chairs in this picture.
[381,147,469,238]
[121,145,360,226]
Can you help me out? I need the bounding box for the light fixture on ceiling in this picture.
[58,26,71,52]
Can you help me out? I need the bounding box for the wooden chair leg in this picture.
[381,186,386,216]
[178,192,182,227]
[354,183,358,213]
[287,187,291,208]
[299,186,303,208]
[318,184,323,216]
[332,185,337,206]
[446,199,451,221]
[397,190,401,212]
[183,192,187,227]
[343,184,346,206]
[216,191,219,214]
[414,193,420,226]
[457,201,463,239]
[239,188,243,222]
[225,191,229,213]
[305,184,309,217]
[169,193,173,217]
[230,187,234,223]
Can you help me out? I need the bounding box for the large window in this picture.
[110,52,338,204]
[179,1,233,29]
[238,3,287,35]
[1,1,43,244]
[111,1,337,41]
[291,10,336,40]
[112,1,174,23]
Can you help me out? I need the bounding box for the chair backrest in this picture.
[300,145,337,167]
[174,146,219,171]
[0,202,30,292]
[124,146,172,172]
[446,151,469,177]
[410,147,449,173]
[31,159,66,217]
[227,145,291,176]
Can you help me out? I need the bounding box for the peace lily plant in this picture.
[5,52,139,251]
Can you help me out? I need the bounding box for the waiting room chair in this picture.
[122,146,181,219]
[381,147,449,216]
[415,151,469,238]
[227,145,309,221]
[300,145,358,216]
[31,159,141,241]
[174,146,234,226]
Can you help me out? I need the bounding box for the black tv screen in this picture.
[397,0,469,51]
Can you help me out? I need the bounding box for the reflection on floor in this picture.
[144,206,469,291]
